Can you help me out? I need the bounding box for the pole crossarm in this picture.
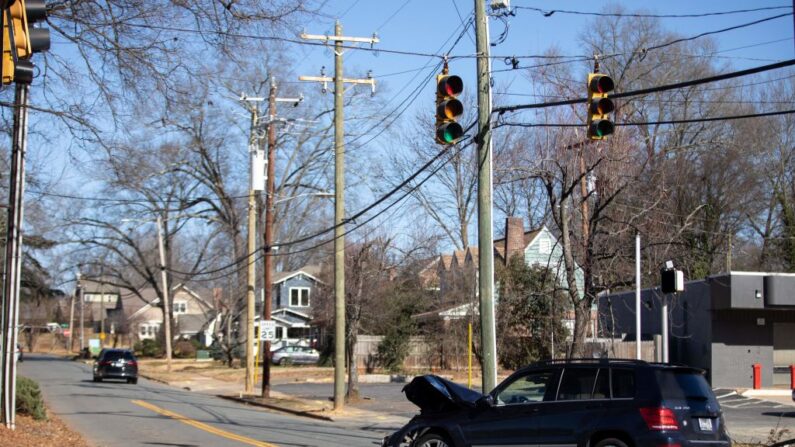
[299,32,379,45]
[298,75,376,86]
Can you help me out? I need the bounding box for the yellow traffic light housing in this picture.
[586,73,615,140]
[1,0,49,85]
[435,73,464,144]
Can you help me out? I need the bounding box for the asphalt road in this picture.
[20,354,390,447]
[714,389,795,443]
[274,382,418,419]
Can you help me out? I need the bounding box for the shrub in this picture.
[173,340,196,359]
[16,376,46,420]
[134,339,163,357]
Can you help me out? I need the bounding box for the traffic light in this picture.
[435,73,464,144]
[586,73,615,140]
[1,0,50,85]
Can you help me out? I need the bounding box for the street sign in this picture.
[259,320,276,341]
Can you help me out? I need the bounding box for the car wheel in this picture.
[594,438,629,447]
[128,378,138,384]
[93,376,101,382]
[414,433,451,447]
[280,357,293,366]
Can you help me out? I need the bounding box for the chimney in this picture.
[505,217,525,264]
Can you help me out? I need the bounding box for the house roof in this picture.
[492,228,543,251]
[465,247,479,264]
[452,250,466,266]
[272,265,323,285]
[439,255,453,270]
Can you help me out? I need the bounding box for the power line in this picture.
[496,108,795,129]
[494,59,795,114]
[513,4,793,19]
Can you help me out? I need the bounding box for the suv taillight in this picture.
[127,360,137,367]
[639,407,679,431]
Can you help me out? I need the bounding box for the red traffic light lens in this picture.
[438,75,463,97]
[437,122,464,143]
[589,75,614,94]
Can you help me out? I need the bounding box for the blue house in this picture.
[261,265,322,348]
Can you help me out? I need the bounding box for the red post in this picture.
[753,364,762,390]
[790,365,795,390]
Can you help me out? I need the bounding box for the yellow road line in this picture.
[132,399,279,447]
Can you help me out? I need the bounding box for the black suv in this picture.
[383,359,729,447]
[93,349,138,384]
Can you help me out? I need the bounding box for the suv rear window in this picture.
[655,370,712,401]
[103,351,134,361]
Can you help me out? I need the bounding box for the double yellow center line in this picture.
[132,400,278,447]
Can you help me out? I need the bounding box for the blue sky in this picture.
[290,1,793,106]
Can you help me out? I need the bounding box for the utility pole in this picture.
[244,102,260,395]
[474,0,497,393]
[156,215,173,372]
[300,21,377,410]
[1,83,30,429]
[261,77,302,398]
[68,288,75,352]
[78,271,84,352]
[635,233,641,360]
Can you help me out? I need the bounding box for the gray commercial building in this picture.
[599,272,795,388]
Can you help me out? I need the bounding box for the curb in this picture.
[217,394,335,422]
[740,389,793,397]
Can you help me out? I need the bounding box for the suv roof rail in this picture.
[532,358,650,366]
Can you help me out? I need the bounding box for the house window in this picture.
[173,301,187,314]
[538,237,551,254]
[289,287,310,307]
[139,324,160,338]
[275,327,284,339]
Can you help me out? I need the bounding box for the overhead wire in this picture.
[512,4,793,19]
[494,59,795,114]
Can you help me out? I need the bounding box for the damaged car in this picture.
[383,359,730,447]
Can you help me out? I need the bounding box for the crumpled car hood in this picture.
[402,374,484,414]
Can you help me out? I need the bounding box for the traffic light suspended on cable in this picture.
[2,0,50,85]
[435,73,464,144]
[586,73,615,140]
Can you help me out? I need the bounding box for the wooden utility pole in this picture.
[300,21,377,410]
[262,79,276,398]
[244,102,259,394]
[474,0,497,393]
[156,215,173,372]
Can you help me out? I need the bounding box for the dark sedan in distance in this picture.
[93,348,138,384]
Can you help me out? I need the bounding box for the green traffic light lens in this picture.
[595,120,615,137]
[438,123,464,143]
